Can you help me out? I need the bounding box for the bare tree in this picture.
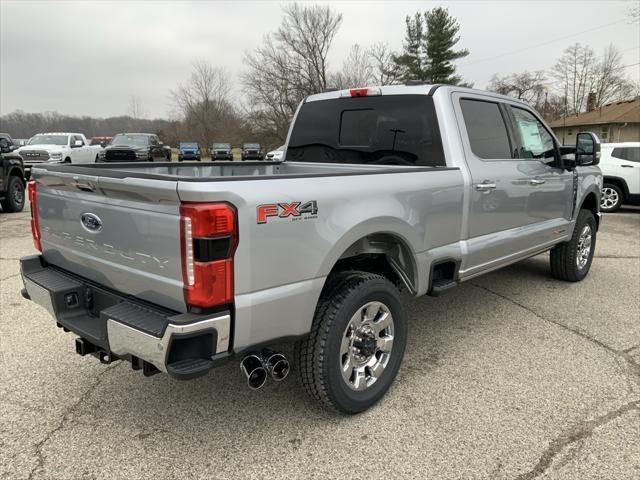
[368,42,401,85]
[488,70,547,107]
[591,44,635,107]
[242,3,342,143]
[171,61,238,146]
[552,43,598,114]
[330,44,373,89]
[551,43,634,114]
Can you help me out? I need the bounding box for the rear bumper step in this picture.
[20,255,231,379]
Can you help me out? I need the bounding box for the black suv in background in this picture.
[98,133,171,162]
[241,143,263,161]
[0,133,26,213]
[211,142,233,161]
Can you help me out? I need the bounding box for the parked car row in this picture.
[178,142,270,161]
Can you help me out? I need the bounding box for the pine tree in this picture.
[393,13,427,81]
[423,8,469,85]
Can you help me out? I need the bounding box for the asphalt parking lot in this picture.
[1,205,638,480]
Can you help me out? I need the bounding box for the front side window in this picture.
[510,107,556,160]
[460,99,512,159]
[0,137,10,148]
[288,95,445,166]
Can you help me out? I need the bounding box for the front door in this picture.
[507,105,574,236]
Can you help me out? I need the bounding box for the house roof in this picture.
[549,97,640,128]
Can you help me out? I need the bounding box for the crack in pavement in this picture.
[513,400,640,480]
[26,363,121,480]
[469,283,640,375]
[468,283,640,479]
[0,273,20,283]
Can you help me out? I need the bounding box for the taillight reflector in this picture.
[28,181,42,252]
[340,87,382,98]
[180,203,237,309]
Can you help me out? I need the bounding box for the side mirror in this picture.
[73,140,83,147]
[575,132,601,166]
[100,141,107,147]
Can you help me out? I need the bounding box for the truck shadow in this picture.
[90,254,558,434]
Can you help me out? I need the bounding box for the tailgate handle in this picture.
[72,179,96,192]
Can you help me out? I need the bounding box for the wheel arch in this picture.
[318,220,422,296]
[7,166,26,185]
[579,190,600,230]
[602,176,629,199]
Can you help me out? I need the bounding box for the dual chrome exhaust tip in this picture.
[240,350,290,390]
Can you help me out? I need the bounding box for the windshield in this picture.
[111,134,149,147]
[180,142,198,148]
[213,143,231,149]
[244,143,260,149]
[28,134,68,146]
[287,95,445,166]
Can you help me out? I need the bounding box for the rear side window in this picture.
[460,99,512,159]
[611,147,640,162]
[287,95,445,167]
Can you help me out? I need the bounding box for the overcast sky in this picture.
[1,0,638,118]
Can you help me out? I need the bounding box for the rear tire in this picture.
[1,176,25,213]
[296,271,407,414]
[600,183,623,212]
[550,209,596,282]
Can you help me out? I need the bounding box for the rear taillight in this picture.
[180,202,238,309]
[28,181,42,252]
[340,87,382,98]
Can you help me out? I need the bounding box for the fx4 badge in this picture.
[257,201,318,224]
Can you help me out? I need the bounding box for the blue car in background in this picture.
[178,142,201,162]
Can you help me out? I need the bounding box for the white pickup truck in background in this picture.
[16,132,100,178]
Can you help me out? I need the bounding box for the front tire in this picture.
[296,271,407,414]
[600,183,623,212]
[550,209,597,282]
[1,176,25,213]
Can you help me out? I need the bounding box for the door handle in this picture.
[529,178,546,185]
[620,165,634,168]
[475,182,496,192]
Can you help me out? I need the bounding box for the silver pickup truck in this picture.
[20,85,602,413]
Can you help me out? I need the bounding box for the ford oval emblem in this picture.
[80,213,103,233]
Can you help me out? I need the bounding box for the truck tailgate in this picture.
[34,169,186,312]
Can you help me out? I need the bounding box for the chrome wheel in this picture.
[340,301,394,391]
[576,225,592,269]
[600,187,619,211]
